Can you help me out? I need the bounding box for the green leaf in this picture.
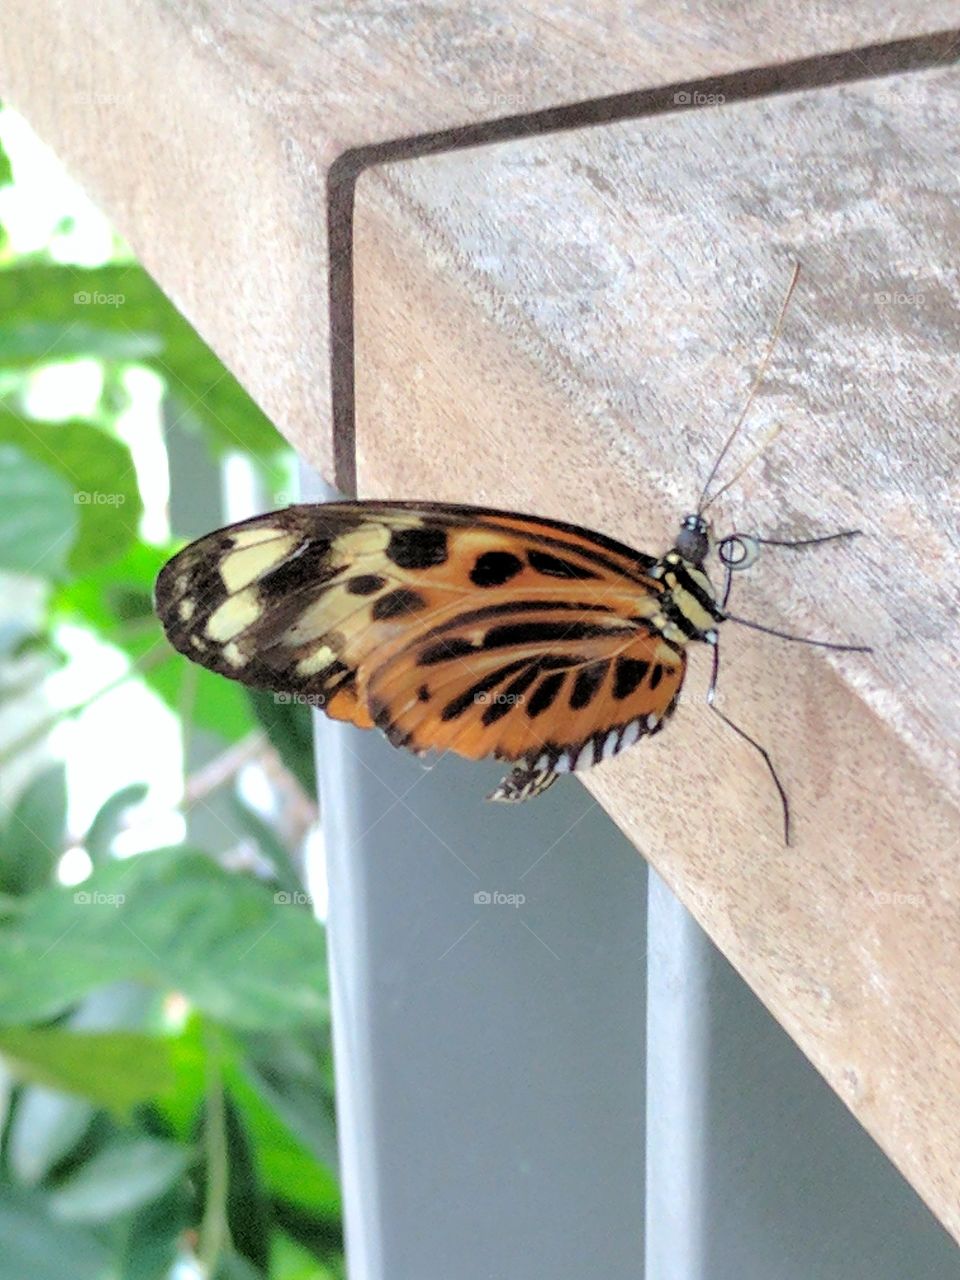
[0,764,66,895]
[0,321,162,363]
[0,263,286,458]
[7,981,161,1185]
[0,416,143,573]
[0,443,77,576]
[0,135,12,188]
[237,1032,338,1173]
[0,1028,174,1113]
[0,616,38,662]
[272,1234,345,1280]
[0,849,330,1029]
[214,1251,269,1280]
[223,1047,340,1217]
[159,1018,339,1218]
[120,1183,189,1280]
[160,1013,209,1140]
[271,1200,344,1270]
[222,1094,270,1274]
[53,538,167,635]
[7,1086,93,1186]
[140,641,254,744]
[246,689,315,795]
[84,783,149,864]
[228,796,303,898]
[47,1136,189,1223]
[0,1185,111,1280]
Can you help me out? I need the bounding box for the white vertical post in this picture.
[644,869,712,1280]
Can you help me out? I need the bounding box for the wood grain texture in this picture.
[0,2,957,478]
[353,68,960,1235]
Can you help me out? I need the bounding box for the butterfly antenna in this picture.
[697,261,802,515]
[700,421,784,512]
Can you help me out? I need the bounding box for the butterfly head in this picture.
[675,513,712,567]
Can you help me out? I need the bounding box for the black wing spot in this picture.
[372,588,427,621]
[347,573,387,596]
[481,696,514,726]
[321,659,352,689]
[417,684,430,702]
[528,549,600,580]
[177,563,226,615]
[483,620,611,649]
[258,541,331,599]
[501,663,543,700]
[570,661,608,710]
[369,698,391,728]
[527,672,566,718]
[386,526,448,569]
[470,550,523,587]
[476,661,544,726]
[614,657,649,699]
[439,660,529,722]
[418,636,476,666]
[649,663,664,690]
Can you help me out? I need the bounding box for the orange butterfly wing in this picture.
[155,501,686,793]
[365,600,685,770]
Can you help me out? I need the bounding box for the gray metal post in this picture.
[305,472,648,1279]
[644,870,958,1279]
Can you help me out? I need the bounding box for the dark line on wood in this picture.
[327,28,960,494]
[327,161,358,495]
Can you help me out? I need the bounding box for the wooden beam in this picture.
[1,3,956,482]
[352,65,960,1236]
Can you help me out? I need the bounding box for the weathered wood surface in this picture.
[1,2,957,480]
[353,67,960,1237]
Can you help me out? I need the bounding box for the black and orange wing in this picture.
[154,501,686,798]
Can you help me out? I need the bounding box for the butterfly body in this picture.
[155,501,724,801]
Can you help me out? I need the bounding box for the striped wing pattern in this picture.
[155,501,688,798]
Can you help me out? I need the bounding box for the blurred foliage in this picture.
[0,115,340,1278]
[0,262,283,458]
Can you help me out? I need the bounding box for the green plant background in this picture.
[0,112,344,1278]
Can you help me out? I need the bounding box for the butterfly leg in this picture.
[706,637,791,846]
[755,528,863,551]
[488,765,559,803]
[717,531,871,653]
[718,528,863,574]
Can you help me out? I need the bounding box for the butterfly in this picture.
[154,266,870,842]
